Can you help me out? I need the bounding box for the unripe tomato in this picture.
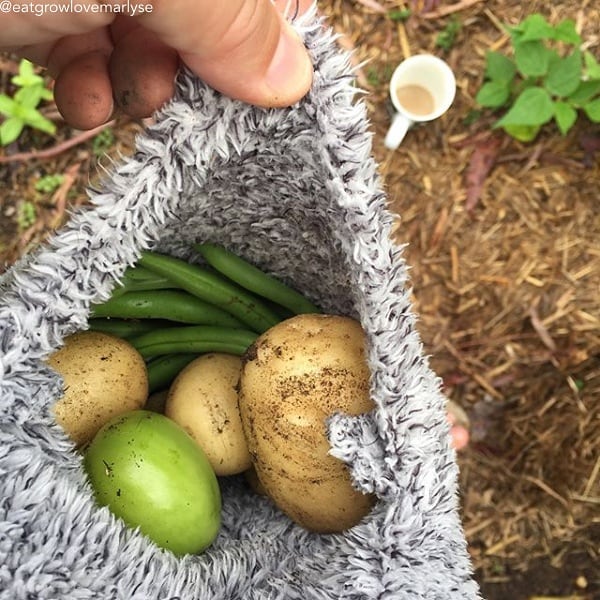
[84,410,221,556]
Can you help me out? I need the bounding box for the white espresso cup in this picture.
[384,54,456,150]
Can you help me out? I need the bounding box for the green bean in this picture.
[137,251,281,333]
[129,325,258,359]
[111,265,176,297]
[87,318,172,339]
[263,299,295,321]
[146,353,198,393]
[90,290,245,328]
[194,243,320,315]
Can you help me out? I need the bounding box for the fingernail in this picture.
[264,21,313,106]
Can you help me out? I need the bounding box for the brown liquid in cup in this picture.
[395,84,435,116]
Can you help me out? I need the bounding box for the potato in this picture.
[145,389,169,414]
[165,354,251,476]
[238,314,375,533]
[47,331,148,446]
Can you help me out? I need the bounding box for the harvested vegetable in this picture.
[238,314,376,533]
[111,264,175,296]
[87,317,169,339]
[138,251,281,333]
[146,353,198,394]
[84,410,221,555]
[47,331,148,446]
[166,353,251,476]
[128,325,258,360]
[195,243,320,315]
[91,290,245,328]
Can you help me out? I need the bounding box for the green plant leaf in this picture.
[502,124,541,142]
[0,117,25,145]
[19,59,34,78]
[14,85,44,109]
[505,23,521,39]
[29,115,57,135]
[35,174,65,193]
[12,59,44,88]
[545,49,582,97]
[495,87,554,127]
[17,201,37,231]
[568,80,600,104]
[92,128,116,157]
[516,76,540,94]
[476,80,511,107]
[552,19,582,44]
[583,51,600,80]
[436,17,461,52]
[484,51,517,83]
[39,87,54,101]
[0,94,17,117]
[514,40,552,77]
[553,101,577,134]
[21,113,56,135]
[15,104,56,134]
[583,98,600,122]
[388,8,411,22]
[516,14,555,42]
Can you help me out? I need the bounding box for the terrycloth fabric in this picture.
[0,8,481,600]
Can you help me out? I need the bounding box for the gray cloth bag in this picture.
[0,9,481,600]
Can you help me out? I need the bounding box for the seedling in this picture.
[436,17,461,52]
[475,14,600,142]
[0,59,56,146]
[35,174,64,194]
[366,64,394,89]
[92,128,116,157]
[388,8,411,22]
[17,201,37,231]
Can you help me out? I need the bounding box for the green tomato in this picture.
[84,410,221,556]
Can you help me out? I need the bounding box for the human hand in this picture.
[1,0,314,130]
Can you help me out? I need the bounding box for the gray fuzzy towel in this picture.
[0,8,481,600]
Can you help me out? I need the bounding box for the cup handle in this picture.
[384,113,412,150]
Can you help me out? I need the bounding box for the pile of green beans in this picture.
[89,245,320,393]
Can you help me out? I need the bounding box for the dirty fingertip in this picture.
[53,51,114,130]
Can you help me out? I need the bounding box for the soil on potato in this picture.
[1,1,599,598]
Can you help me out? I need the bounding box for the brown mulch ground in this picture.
[1,2,599,599]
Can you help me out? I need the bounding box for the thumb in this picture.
[136,0,313,107]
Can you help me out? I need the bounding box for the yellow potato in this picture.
[165,353,251,476]
[238,314,375,533]
[47,331,148,446]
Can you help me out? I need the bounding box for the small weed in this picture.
[475,14,600,142]
[490,560,506,577]
[366,64,395,89]
[366,67,381,88]
[463,109,483,127]
[388,8,411,22]
[17,201,37,231]
[35,174,64,194]
[92,128,116,157]
[0,59,56,146]
[436,18,461,52]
